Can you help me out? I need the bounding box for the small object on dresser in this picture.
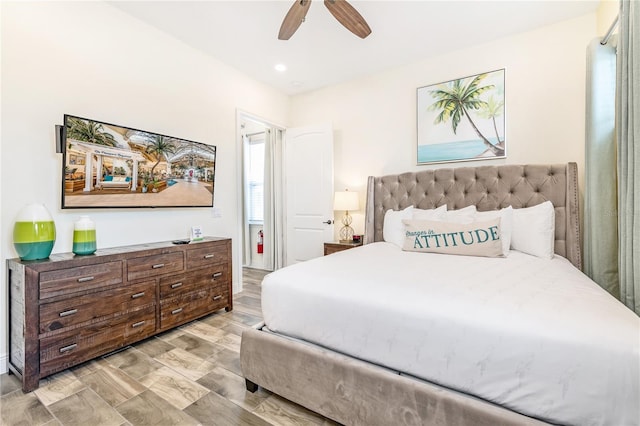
[190,225,204,241]
[13,203,56,260]
[352,234,362,243]
[72,215,96,255]
[172,239,190,245]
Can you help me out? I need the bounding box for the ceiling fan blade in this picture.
[279,0,312,40]
[324,0,371,39]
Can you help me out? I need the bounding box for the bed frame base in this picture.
[245,378,258,393]
[240,327,547,426]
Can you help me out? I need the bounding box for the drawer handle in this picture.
[59,309,78,317]
[170,282,183,289]
[131,292,145,299]
[212,272,223,279]
[171,308,183,315]
[77,276,94,283]
[204,254,215,259]
[213,295,223,301]
[59,343,77,353]
[132,321,146,328]
[152,263,165,269]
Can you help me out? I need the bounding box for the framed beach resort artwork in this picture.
[417,69,505,165]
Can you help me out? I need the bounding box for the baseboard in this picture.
[0,353,8,374]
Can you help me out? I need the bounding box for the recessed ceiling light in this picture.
[274,64,287,72]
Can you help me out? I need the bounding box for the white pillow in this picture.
[402,217,504,258]
[511,201,555,259]
[412,204,447,220]
[383,206,414,248]
[443,205,477,223]
[475,206,513,256]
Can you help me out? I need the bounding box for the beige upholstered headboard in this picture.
[364,163,582,270]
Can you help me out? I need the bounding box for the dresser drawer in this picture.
[159,287,228,330]
[39,261,123,299]
[186,242,229,269]
[39,280,155,335]
[39,306,156,377]
[159,266,228,299]
[127,251,184,281]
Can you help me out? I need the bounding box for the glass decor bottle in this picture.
[13,203,56,260]
[72,215,97,255]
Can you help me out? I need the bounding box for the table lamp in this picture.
[334,190,359,243]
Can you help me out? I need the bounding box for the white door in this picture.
[284,124,334,265]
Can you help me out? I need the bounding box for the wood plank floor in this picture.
[0,268,338,426]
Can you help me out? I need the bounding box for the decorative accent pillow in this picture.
[511,201,555,259]
[412,204,447,220]
[401,217,504,258]
[443,205,477,223]
[475,206,513,256]
[383,206,414,248]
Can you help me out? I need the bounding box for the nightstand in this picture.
[324,241,363,256]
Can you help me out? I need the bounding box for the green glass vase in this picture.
[73,215,97,255]
[13,203,56,260]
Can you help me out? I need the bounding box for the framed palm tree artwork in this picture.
[417,69,505,165]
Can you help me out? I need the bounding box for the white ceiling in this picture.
[109,1,599,95]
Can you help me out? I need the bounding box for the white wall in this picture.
[0,1,289,373]
[291,14,597,235]
[0,3,602,374]
[597,0,619,35]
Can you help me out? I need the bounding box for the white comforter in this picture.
[262,242,640,426]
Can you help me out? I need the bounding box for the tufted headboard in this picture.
[364,163,582,270]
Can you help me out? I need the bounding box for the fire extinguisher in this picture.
[257,230,264,254]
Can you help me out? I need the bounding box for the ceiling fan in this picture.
[278,0,372,40]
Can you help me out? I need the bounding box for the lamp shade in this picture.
[334,191,359,211]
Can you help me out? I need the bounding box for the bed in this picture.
[240,163,640,426]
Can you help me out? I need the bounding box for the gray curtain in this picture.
[263,128,284,271]
[241,135,251,267]
[584,38,619,297]
[617,0,640,315]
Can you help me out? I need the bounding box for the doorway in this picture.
[244,126,266,269]
[236,112,335,283]
[238,112,285,272]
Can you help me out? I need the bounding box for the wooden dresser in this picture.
[7,237,232,392]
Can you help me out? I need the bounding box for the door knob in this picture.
[323,220,333,225]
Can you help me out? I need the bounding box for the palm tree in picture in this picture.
[66,117,118,147]
[429,74,504,157]
[477,95,505,148]
[146,135,176,178]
